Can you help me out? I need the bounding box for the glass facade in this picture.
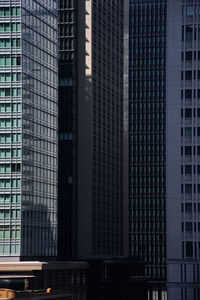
[129,0,166,280]
[91,0,124,256]
[0,0,58,259]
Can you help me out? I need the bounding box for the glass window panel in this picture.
[5,150,10,158]
[5,195,10,203]
[185,222,192,231]
[5,104,10,112]
[12,88,17,97]
[186,25,193,42]
[17,88,21,96]
[12,73,17,82]
[185,184,192,193]
[16,194,20,202]
[16,8,20,16]
[11,8,16,16]
[0,89,5,97]
[185,127,192,137]
[16,24,20,32]
[16,39,20,47]
[5,211,9,219]
[17,73,21,81]
[5,135,10,142]
[17,179,21,188]
[5,89,10,97]
[11,57,16,66]
[5,56,10,66]
[4,231,10,239]
[0,57,4,66]
[11,23,16,32]
[5,74,11,82]
[0,74,4,82]
[17,104,21,112]
[186,6,194,16]
[4,8,10,17]
[5,39,10,48]
[12,103,17,112]
[11,39,16,47]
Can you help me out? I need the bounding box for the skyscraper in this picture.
[130,0,200,299]
[167,0,200,299]
[58,0,125,260]
[0,0,58,260]
[129,0,167,283]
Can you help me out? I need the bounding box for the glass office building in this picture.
[0,0,58,260]
[129,0,167,283]
[167,0,200,299]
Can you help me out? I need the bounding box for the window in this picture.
[185,51,192,60]
[185,184,192,193]
[185,71,192,80]
[186,241,193,257]
[185,89,192,98]
[185,222,192,231]
[185,127,192,137]
[11,7,21,17]
[185,203,192,212]
[186,5,194,16]
[185,165,192,174]
[186,25,193,41]
[185,108,192,117]
[185,146,192,155]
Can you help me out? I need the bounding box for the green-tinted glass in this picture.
[17,73,21,81]
[5,24,10,32]
[16,8,20,16]
[11,8,16,16]
[5,56,11,66]
[0,57,4,66]
[4,8,10,16]
[11,23,16,31]
[11,57,16,65]
[16,23,20,32]
[5,39,10,48]
[17,104,21,112]
[12,73,17,81]
[5,74,11,82]
[12,88,17,97]
[11,39,16,47]
[4,231,10,238]
[17,88,21,96]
